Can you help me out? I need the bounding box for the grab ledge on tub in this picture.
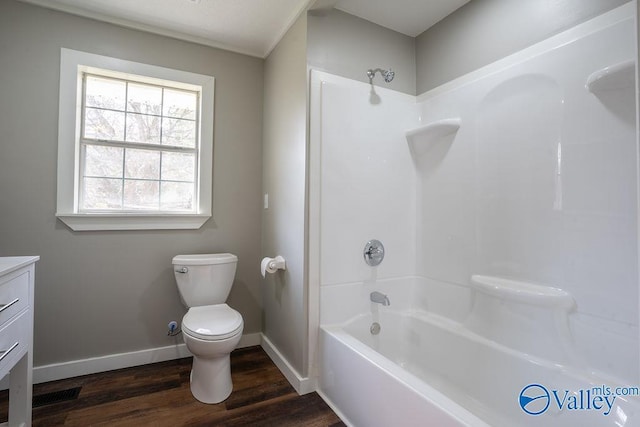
[470,275,574,310]
[586,59,634,93]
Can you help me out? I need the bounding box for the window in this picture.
[81,74,198,212]
[57,49,214,230]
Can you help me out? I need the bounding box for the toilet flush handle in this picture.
[175,267,188,274]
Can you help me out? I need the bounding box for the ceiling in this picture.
[17,0,470,58]
[335,0,469,38]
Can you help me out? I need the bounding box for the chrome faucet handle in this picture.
[363,239,385,266]
[365,246,378,255]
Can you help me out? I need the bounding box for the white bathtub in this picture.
[319,314,488,427]
[319,308,639,427]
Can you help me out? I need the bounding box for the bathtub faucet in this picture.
[370,291,390,306]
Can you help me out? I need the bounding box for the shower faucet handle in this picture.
[363,239,385,266]
[365,245,382,255]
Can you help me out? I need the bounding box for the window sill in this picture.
[56,213,211,231]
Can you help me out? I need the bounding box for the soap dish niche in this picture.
[586,59,635,93]
[405,118,461,158]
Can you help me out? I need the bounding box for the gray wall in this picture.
[0,0,264,366]
[307,9,416,95]
[416,0,631,94]
[262,13,309,377]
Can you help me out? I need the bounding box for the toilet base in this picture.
[181,309,243,404]
[189,353,233,404]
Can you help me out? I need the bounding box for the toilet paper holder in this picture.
[261,256,286,277]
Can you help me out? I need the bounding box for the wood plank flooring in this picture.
[0,346,345,426]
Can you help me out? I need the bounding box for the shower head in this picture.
[367,68,395,83]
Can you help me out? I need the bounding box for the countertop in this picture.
[0,256,40,276]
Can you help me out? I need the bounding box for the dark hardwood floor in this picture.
[0,346,345,426]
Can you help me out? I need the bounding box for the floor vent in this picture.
[33,387,81,408]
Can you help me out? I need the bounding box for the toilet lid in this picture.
[182,304,243,341]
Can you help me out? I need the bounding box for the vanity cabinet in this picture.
[0,257,38,427]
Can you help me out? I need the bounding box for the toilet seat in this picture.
[182,304,243,341]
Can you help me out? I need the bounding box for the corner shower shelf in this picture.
[470,275,574,310]
[405,118,461,157]
[586,59,635,93]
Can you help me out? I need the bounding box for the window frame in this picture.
[56,48,214,231]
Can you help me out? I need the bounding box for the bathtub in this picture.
[319,308,639,427]
[319,313,488,427]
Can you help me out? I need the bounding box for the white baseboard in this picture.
[236,332,262,349]
[33,344,191,385]
[260,334,316,395]
[0,332,262,389]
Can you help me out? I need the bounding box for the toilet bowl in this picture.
[172,253,244,404]
[181,304,244,403]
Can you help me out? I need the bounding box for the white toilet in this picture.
[172,253,244,404]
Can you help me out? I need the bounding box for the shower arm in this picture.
[367,68,395,83]
[367,68,383,79]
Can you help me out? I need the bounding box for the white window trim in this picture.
[57,48,214,231]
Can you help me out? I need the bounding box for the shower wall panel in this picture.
[415,6,637,382]
[312,72,418,287]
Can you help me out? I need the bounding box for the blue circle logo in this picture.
[519,384,550,415]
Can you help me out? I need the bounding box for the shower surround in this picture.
[310,4,639,426]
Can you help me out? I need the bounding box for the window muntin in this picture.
[79,73,199,213]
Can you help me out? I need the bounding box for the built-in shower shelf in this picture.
[586,59,635,93]
[405,118,460,157]
[470,275,574,310]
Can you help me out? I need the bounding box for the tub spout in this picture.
[370,291,390,306]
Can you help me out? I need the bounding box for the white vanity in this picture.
[0,257,38,427]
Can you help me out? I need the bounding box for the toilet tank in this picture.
[172,253,238,307]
